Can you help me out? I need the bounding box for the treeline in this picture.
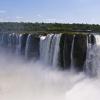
[0,22,100,33]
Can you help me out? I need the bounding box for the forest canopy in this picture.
[0,22,100,34]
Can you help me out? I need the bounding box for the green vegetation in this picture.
[0,22,100,34]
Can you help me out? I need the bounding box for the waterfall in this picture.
[48,34,55,65]
[1,33,100,100]
[85,34,97,76]
[40,35,46,61]
[0,32,96,73]
[70,35,75,71]
[25,34,31,59]
[52,34,61,67]
[16,34,22,56]
[40,34,54,64]
[93,34,100,76]
[7,33,18,53]
[16,34,20,55]
[25,34,40,60]
[40,34,61,67]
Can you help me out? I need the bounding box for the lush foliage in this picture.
[0,22,100,34]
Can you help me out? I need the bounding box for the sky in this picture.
[0,0,100,24]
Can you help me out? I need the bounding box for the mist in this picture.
[0,50,99,100]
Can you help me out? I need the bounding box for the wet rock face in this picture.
[59,34,73,69]
[26,34,40,60]
[73,34,87,71]
[63,34,74,69]
[88,34,96,45]
[59,33,87,71]
[20,33,28,56]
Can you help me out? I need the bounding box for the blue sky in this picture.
[0,0,100,24]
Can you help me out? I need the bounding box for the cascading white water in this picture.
[48,34,55,65]
[40,34,54,64]
[85,34,98,76]
[40,35,46,61]
[93,34,100,76]
[40,34,61,67]
[25,34,31,59]
[12,33,18,53]
[16,34,22,56]
[15,34,20,55]
[70,35,75,71]
[52,34,61,67]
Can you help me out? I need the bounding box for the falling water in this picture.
[93,34,100,76]
[70,35,75,71]
[0,33,100,100]
[40,34,61,67]
[85,34,98,77]
[40,35,46,60]
[16,34,22,56]
[40,34,54,64]
[15,34,20,56]
[52,34,61,67]
[25,34,31,59]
